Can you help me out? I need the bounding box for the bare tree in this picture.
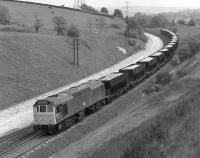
[97,17,106,33]
[33,14,43,33]
[87,17,93,33]
[0,5,11,25]
[52,16,67,35]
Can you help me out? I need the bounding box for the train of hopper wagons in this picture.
[33,29,179,134]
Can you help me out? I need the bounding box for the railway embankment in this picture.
[51,29,200,158]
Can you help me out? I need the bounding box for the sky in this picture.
[22,0,200,8]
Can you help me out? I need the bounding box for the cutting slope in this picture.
[0,0,148,109]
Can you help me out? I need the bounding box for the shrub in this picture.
[177,19,185,25]
[138,34,147,42]
[110,23,121,29]
[67,25,80,38]
[142,84,160,96]
[155,72,173,86]
[188,19,196,26]
[172,27,178,33]
[52,16,67,35]
[124,29,138,38]
[177,45,192,63]
[176,70,188,78]
[33,15,43,33]
[128,38,136,46]
[0,5,11,25]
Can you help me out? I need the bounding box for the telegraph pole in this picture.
[73,37,76,65]
[125,1,129,51]
[76,38,80,66]
[126,1,129,17]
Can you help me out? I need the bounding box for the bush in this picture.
[110,23,121,29]
[67,25,80,38]
[142,84,160,96]
[128,38,136,46]
[155,72,173,86]
[138,34,148,43]
[124,29,138,38]
[0,26,32,33]
[188,19,196,26]
[177,19,185,25]
[177,45,192,63]
[0,5,11,25]
[52,16,67,35]
[172,27,178,33]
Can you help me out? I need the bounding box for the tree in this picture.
[126,18,137,31]
[101,7,108,14]
[33,14,43,33]
[52,16,67,35]
[67,25,80,38]
[0,5,11,25]
[134,12,147,26]
[87,17,93,33]
[150,14,169,27]
[177,20,185,25]
[113,9,123,18]
[188,19,196,26]
[124,18,138,38]
[97,17,106,33]
[80,3,97,13]
[171,19,176,26]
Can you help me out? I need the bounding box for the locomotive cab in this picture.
[33,100,56,130]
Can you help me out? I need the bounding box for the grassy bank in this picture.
[120,25,200,158]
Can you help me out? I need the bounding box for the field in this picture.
[0,1,148,110]
[145,24,200,39]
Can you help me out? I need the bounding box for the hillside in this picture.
[51,26,200,158]
[0,1,148,110]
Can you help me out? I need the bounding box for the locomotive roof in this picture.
[34,93,73,107]
[139,57,154,62]
[150,52,163,56]
[83,80,104,89]
[100,73,124,81]
[121,64,140,70]
[63,83,90,95]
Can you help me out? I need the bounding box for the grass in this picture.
[0,1,148,110]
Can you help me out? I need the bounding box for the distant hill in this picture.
[106,6,191,15]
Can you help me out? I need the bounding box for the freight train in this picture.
[33,29,178,134]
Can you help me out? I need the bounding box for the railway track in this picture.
[0,125,45,157]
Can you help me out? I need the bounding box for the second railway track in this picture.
[0,126,45,157]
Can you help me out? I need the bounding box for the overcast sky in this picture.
[22,0,200,8]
